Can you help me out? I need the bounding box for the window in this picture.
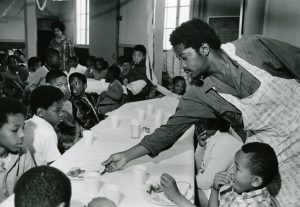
[76,0,89,45]
[163,0,191,50]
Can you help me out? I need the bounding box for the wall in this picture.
[203,0,241,22]
[0,0,25,41]
[242,0,266,36]
[119,0,148,46]
[89,0,118,64]
[263,0,300,47]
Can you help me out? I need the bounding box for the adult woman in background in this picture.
[49,20,75,71]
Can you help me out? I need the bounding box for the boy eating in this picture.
[0,98,35,202]
[161,142,279,207]
[24,86,64,165]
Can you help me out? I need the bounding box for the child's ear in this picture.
[36,108,45,118]
[199,43,210,56]
[251,176,263,188]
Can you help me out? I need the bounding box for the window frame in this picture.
[163,0,191,50]
[75,0,89,47]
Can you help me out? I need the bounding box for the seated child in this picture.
[68,56,88,75]
[148,76,187,99]
[0,98,35,202]
[96,65,124,114]
[126,45,152,102]
[26,56,41,84]
[69,72,104,129]
[46,70,81,152]
[161,142,279,207]
[117,56,131,85]
[14,166,117,207]
[93,58,108,80]
[85,55,97,78]
[24,86,63,166]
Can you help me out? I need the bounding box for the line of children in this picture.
[24,85,63,166]
[0,98,35,202]
[46,70,81,152]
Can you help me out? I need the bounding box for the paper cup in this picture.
[104,184,121,206]
[138,109,145,121]
[85,172,101,195]
[100,79,106,84]
[111,115,119,128]
[146,104,154,116]
[132,165,147,186]
[130,119,140,139]
[83,130,94,146]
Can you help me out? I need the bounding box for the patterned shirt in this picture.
[219,187,271,207]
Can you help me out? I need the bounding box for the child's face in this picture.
[232,150,256,194]
[30,62,41,72]
[132,51,145,65]
[0,113,25,154]
[70,77,86,97]
[172,80,186,95]
[50,76,70,100]
[42,100,64,127]
[95,61,102,71]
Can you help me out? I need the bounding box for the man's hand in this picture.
[101,152,129,172]
[160,173,181,202]
[212,171,233,192]
[88,197,117,207]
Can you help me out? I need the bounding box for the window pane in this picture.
[87,0,89,13]
[87,30,89,44]
[76,0,81,14]
[164,28,174,50]
[76,28,81,44]
[179,6,190,25]
[81,0,86,13]
[165,7,177,28]
[166,0,177,7]
[180,0,190,6]
[81,30,86,44]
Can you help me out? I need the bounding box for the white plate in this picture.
[143,181,192,206]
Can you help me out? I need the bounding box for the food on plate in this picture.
[146,183,163,194]
[67,167,85,178]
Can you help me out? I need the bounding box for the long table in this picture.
[1,97,195,207]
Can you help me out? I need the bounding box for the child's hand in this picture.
[212,171,233,192]
[160,173,181,202]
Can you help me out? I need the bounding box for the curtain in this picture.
[190,0,204,19]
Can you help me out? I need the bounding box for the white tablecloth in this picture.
[85,78,109,95]
[0,97,195,207]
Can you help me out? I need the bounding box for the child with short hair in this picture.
[24,85,63,166]
[172,76,186,96]
[126,44,152,102]
[96,65,124,114]
[93,58,108,80]
[46,70,80,152]
[0,98,35,202]
[160,142,278,207]
[69,72,104,129]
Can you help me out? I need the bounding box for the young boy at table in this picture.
[69,72,104,129]
[46,70,81,152]
[0,98,35,202]
[160,142,279,207]
[14,166,117,207]
[148,76,187,99]
[24,86,63,166]
[126,44,152,102]
[96,65,124,114]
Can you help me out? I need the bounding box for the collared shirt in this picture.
[0,150,35,202]
[219,187,271,207]
[24,115,61,166]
